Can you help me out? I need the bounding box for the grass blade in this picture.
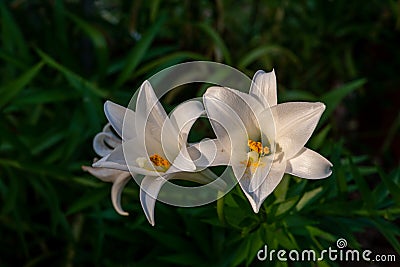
[0,62,44,109]
[320,78,366,124]
[196,22,232,64]
[114,15,166,88]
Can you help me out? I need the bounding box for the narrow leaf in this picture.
[320,79,366,124]
[114,15,165,88]
[0,62,44,108]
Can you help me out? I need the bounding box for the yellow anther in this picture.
[149,154,170,168]
[248,140,263,153]
[248,139,270,156]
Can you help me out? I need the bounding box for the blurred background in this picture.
[0,0,399,266]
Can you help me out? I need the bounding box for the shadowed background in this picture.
[0,0,399,266]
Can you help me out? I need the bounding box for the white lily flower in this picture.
[93,80,224,225]
[202,69,332,213]
[82,123,132,216]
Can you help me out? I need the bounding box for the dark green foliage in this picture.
[0,0,399,266]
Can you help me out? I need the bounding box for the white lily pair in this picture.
[84,69,332,225]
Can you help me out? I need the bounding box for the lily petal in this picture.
[104,101,136,140]
[240,161,286,213]
[81,165,127,183]
[249,69,277,107]
[248,153,275,193]
[170,148,196,172]
[140,175,170,226]
[121,138,172,176]
[111,172,132,216]
[274,102,325,160]
[286,147,332,179]
[160,101,204,166]
[135,81,172,144]
[203,91,249,180]
[188,139,230,167]
[204,86,265,141]
[93,144,129,171]
[162,100,204,170]
[135,81,180,164]
[93,131,121,157]
[169,100,205,140]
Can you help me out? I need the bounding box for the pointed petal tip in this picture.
[117,210,129,216]
[92,161,101,168]
[104,100,111,107]
[315,102,326,112]
[248,196,263,213]
[252,204,261,214]
[104,100,116,113]
[144,212,156,226]
[141,80,153,90]
[254,69,266,76]
[204,86,224,97]
[111,174,131,217]
[286,148,333,179]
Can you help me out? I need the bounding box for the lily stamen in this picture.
[248,139,270,157]
[149,154,170,168]
[136,154,171,172]
[241,139,271,169]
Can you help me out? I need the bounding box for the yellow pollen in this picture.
[248,139,270,155]
[248,140,263,153]
[149,154,170,168]
[242,140,270,170]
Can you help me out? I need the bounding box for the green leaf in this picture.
[6,88,80,107]
[309,125,331,150]
[66,189,109,215]
[231,230,264,267]
[296,186,323,211]
[279,90,317,102]
[371,218,400,255]
[306,226,336,243]
[114,15,166,88]
[274,196,300,217]
[349,158,375,211]
[196,22,232,64]
[320,78,366,124]
[0,61,44,109]
[0,2,30,61]
[53,0,71,66]
[217,190,225,225]
[67,11,109,76]
[274,174,290,202]
[134,51,208,78]
[378,168,400,204]
[238,45,299,70]
[246,230,265,266]
[36,48,108,98]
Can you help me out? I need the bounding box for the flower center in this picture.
[248,140,270,156]
[136,154,170,172]
[243,139,270,168]
[149,154,170,168]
